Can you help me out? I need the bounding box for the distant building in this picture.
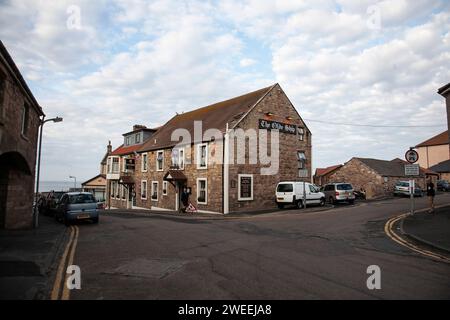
[81,141,112,201]
[415,130,449,169]
[0,41,45,229]
[326,157,437,199]
[313,165,342,186]
[429,160,450,181]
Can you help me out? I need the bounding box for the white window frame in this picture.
[196,178,207,205]
[156,150,164,171]
[115,181,120,199]
[197,143,208,169]
[162,181,168,196]
[238,174,254,201]
[298,127,305,141]
[141,180,147,200]
[179,148,185,170]
[110,156,120,174]
[141,153,148,172]
[151,181,159,201]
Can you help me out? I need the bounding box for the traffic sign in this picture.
[405,164,420,176]
[405,149,419,164]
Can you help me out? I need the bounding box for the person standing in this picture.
[426,179,435,213]
[181,186,189,213]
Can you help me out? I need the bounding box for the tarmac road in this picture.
[67,193,450,300]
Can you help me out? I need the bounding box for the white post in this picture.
[223,123,230,214]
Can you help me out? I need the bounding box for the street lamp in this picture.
[69,175,77,189]
[34,116,63,228]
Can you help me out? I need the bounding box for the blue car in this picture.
[55,192,100,226]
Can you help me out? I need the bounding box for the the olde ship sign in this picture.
[259,119,297,134]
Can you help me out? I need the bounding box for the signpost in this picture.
[404,148,419,215]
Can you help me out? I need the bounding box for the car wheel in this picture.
[349,199,355,205]
[296,200,304,209]
[277,203,285,209]
[320,198,325,207]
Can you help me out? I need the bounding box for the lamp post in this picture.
[69,175,77,190]
[34,116,63,228]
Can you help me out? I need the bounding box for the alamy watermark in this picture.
[366,265,381,290]
[66,5,82,30]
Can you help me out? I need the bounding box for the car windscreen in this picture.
[336,184,353,191]
[277,184,293,192]
[69,194,95,204]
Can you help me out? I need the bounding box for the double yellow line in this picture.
[385,212,450,263]
[51,225,79,300]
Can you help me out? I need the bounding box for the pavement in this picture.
[402,205,450,254]
[0,215,68,300]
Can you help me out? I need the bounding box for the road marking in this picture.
[385,208,450,264]
[50,226,75,300]
[61,225,79,300]
[50,225,80,300]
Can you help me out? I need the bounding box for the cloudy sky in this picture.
[1,0,449,183]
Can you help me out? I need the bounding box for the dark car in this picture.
[437,180,450,192]
[41,191,65,216]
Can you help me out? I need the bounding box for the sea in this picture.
[38,181,81,192]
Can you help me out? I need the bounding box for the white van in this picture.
[276,181,326,209]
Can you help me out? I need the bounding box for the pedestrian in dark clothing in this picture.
[181,187,189,212]
[426,179,435,213]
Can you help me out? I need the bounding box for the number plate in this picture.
[77,214,90,219]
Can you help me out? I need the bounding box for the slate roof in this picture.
[430,159,450,173]
[356,157,437,177]
[138,85,275,152]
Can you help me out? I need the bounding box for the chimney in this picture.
[133,124,147,131]
[107,140,112,154]
[438,83,450,157]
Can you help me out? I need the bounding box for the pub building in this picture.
[106,83,312,214]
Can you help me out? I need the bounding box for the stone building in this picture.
[81,141,112,201]
[0,41,45,229]
[327,157,437,199]
[313,165,342,186]
[106,84,312,213]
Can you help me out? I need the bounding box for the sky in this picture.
[0,0,449,183]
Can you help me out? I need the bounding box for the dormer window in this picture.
[136,133,140,144]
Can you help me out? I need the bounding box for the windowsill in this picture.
[238,198,254,201]
[197,166,208,170]
[141,197,147,200]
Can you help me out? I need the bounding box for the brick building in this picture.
[106,84,312,213]
[313,165,342,186]
[0,41,45,229]
[326,157,437,199]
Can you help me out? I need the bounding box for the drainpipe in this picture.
[223,123,230,214]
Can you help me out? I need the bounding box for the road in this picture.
[67,194,450,300]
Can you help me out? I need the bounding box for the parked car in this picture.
[41,191,65,216]
[437,180,450,192]
[393,181,424,197]
[323,183,356,205]
[55,192,100,226]
[276,182,326,209]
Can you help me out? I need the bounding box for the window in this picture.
[197,178,207,204]
[197,143,208,169]
[110,157,120,173]
[156,151,164,171]
[141,180,147,200]
[136,133,140,144]
[297,151,308,178]
[125,136,130,146]
[171,148,185,169]
[151,181,158,201]
[163,181,168,196]
[141,153,148,172]
[110,182,115,198]
[297,127,304,141]
[21,103,29,136]
[238,174,253,201]
[121,185,126,200]
[115,182,120,199]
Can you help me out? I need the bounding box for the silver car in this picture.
[55,192,100,226]
[323,183,355,205]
